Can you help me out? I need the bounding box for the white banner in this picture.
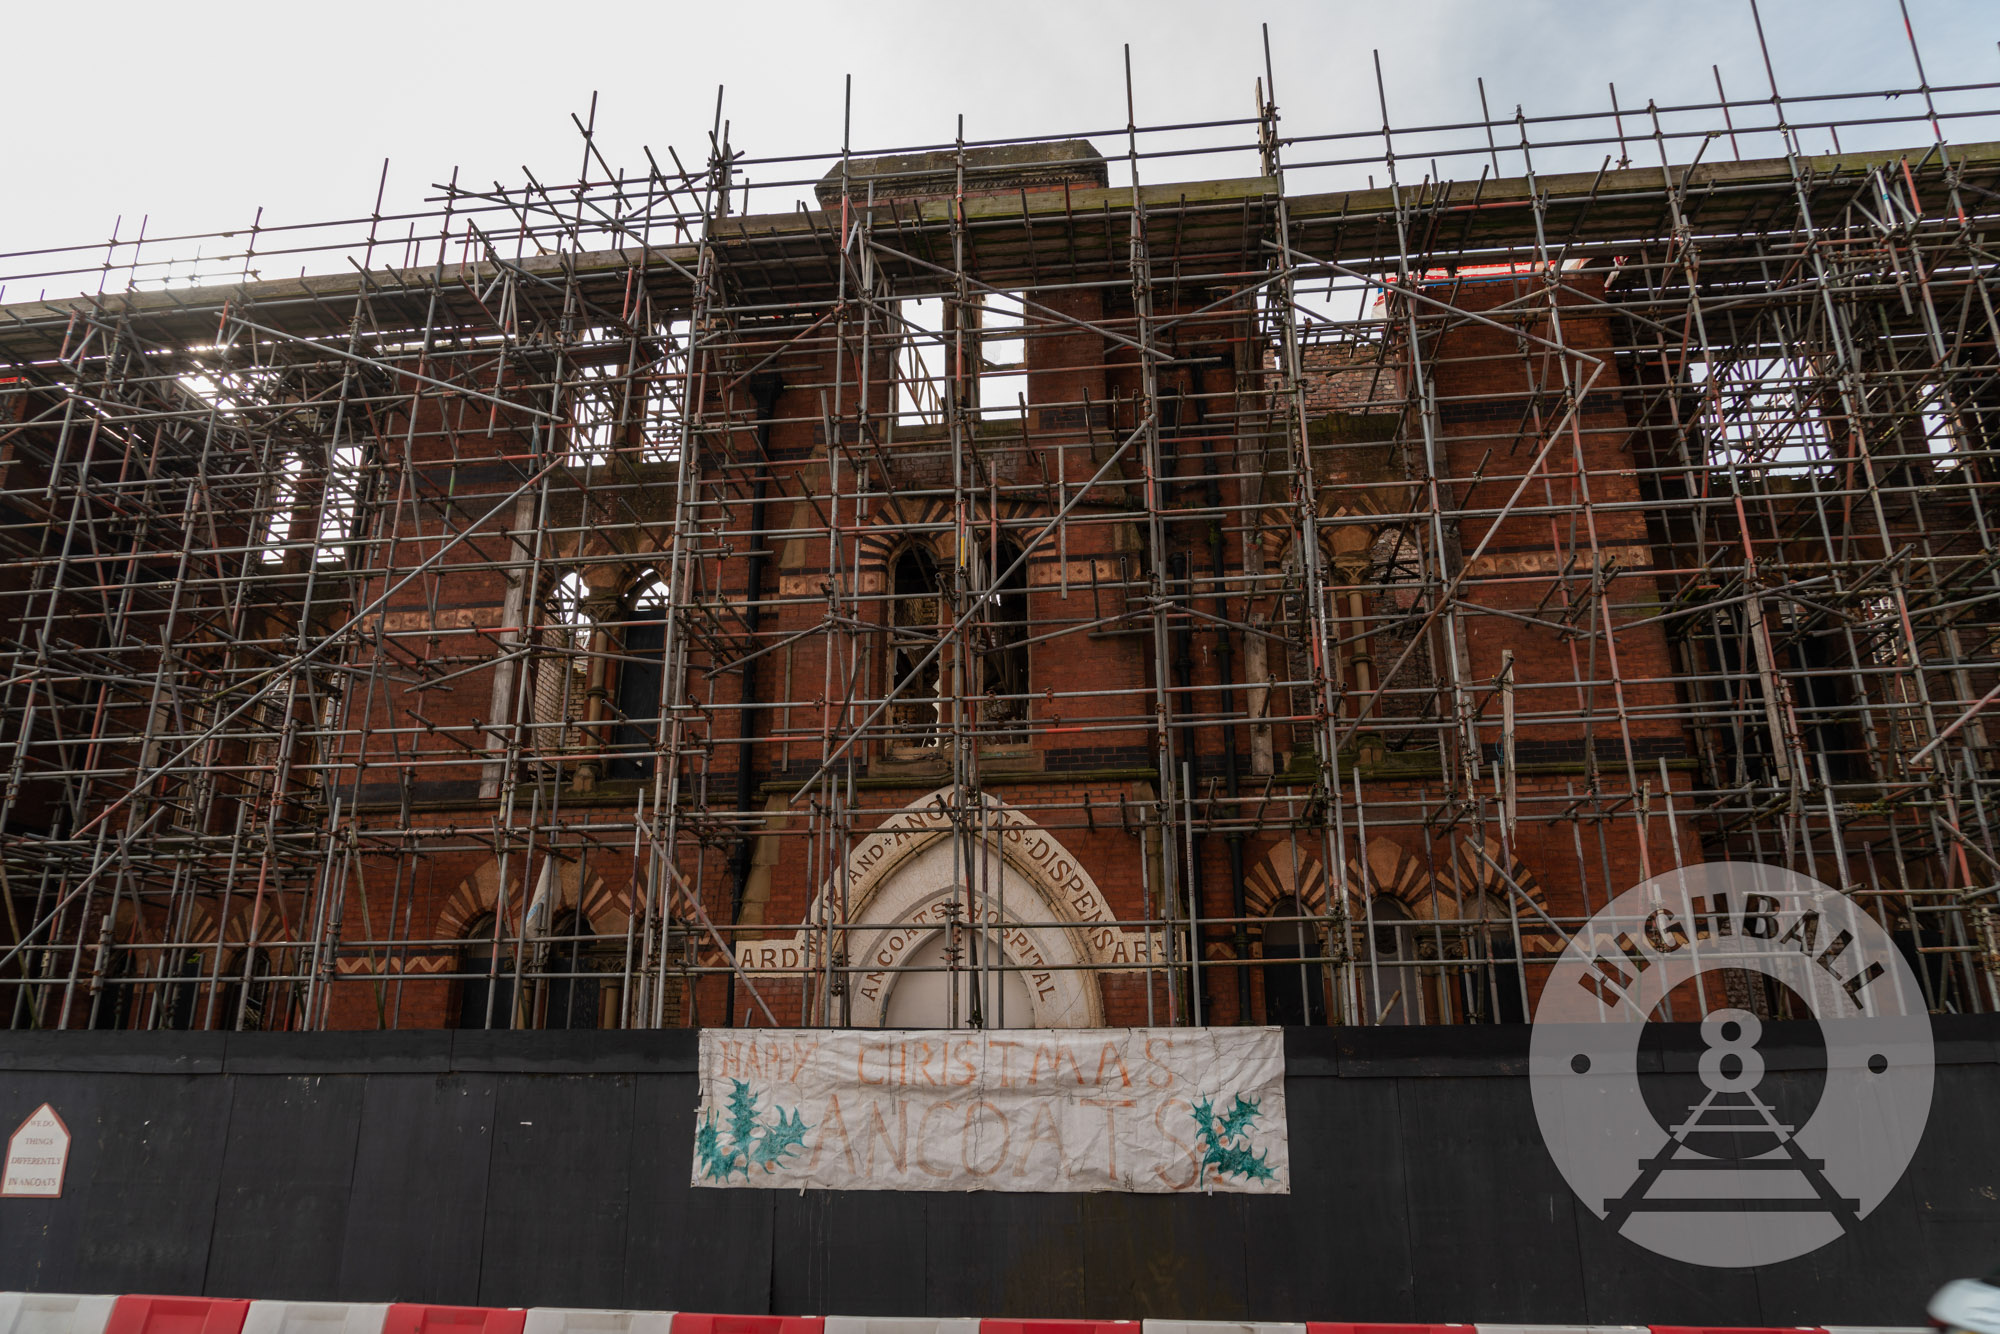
[692,1027,1289,1194]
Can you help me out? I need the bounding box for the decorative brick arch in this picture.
[1243,836,1427,923]
[1443,834,1558,954]
[175,900,221,946]
[1254,491,1412,578]
[1243,844,1332,921]
[1444,834,1545,910]
[383,858,628,986]
[578,877,636,933]
[1349,836,1439,912]
[617,565,672,612]
[433,856,619,943]
[1242,835,1545,930]
[854,495,953,577]
[434,859,507,944]
[853,495,1050,586]
[180,896,295,948]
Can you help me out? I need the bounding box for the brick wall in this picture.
[302,278,1694,1032]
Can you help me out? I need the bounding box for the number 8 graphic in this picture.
[1699,1007,1765,1094]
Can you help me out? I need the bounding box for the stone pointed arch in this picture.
[749,788,1149,1028]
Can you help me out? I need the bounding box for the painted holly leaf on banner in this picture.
[1191,1093,1275,1184]
[748,1105,810,1170]
[695,1112,733,1180]
[727,1079,762,1153]
[698,1079,810,1180]
[1216,1094,1262,1142]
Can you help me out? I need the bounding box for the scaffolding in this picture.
[3,23,2000,1032]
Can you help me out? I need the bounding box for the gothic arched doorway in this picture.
[881,927,1035,1029]
[813,791,1117,1030]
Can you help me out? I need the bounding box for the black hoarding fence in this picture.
[2,1023,1997,1325]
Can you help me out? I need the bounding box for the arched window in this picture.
[457,912,516,1030]
[979,539,1030,741]
[1272,541,1319,768]
[532,570,591,762]
[87,941,130,1030]
[202,948,281,1033]
[540,909,600,1031]
[1362,526,1438,755]
[1451,895,1526,1025]
[1362,897,1427,1026]
[232,948,298,1032]
[608,578,670,780]
[890,547,946,747]
[155,950,206,1031]
[1260,917,1327,1026]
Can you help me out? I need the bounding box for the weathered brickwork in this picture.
[307,270,1699,1035]
[22,127,1980,1038]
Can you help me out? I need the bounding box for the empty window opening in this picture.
[259,452,306,564]
[891,546,947,747]
[314,440,368,564]
[153,950,207,1031]
[1362,896,1427,1026]
[978,538,1030,740]
[1692,357,1830,477]
[979,293,1027,422]
[457,911,516,1030]
[1922,381,1961,470]
[608,578,670,780]
[895,296,947,427]
[532,570,591,757]
[538,908,601,1031]
[1451,896,1527,1025]
[1261,917,1327,1026]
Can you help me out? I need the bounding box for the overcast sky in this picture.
[5,0,1998,297]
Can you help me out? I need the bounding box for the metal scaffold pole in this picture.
[2,32,1999,1029]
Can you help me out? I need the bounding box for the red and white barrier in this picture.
[0,1298,1927,1334]
[103,1298,251,1334]
[0,1294,118,1334]
[668,1319,820,1334]
[243,1303,392,1334]
[524,1311,675,1334]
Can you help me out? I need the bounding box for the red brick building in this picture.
[3,132,1990,1034]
